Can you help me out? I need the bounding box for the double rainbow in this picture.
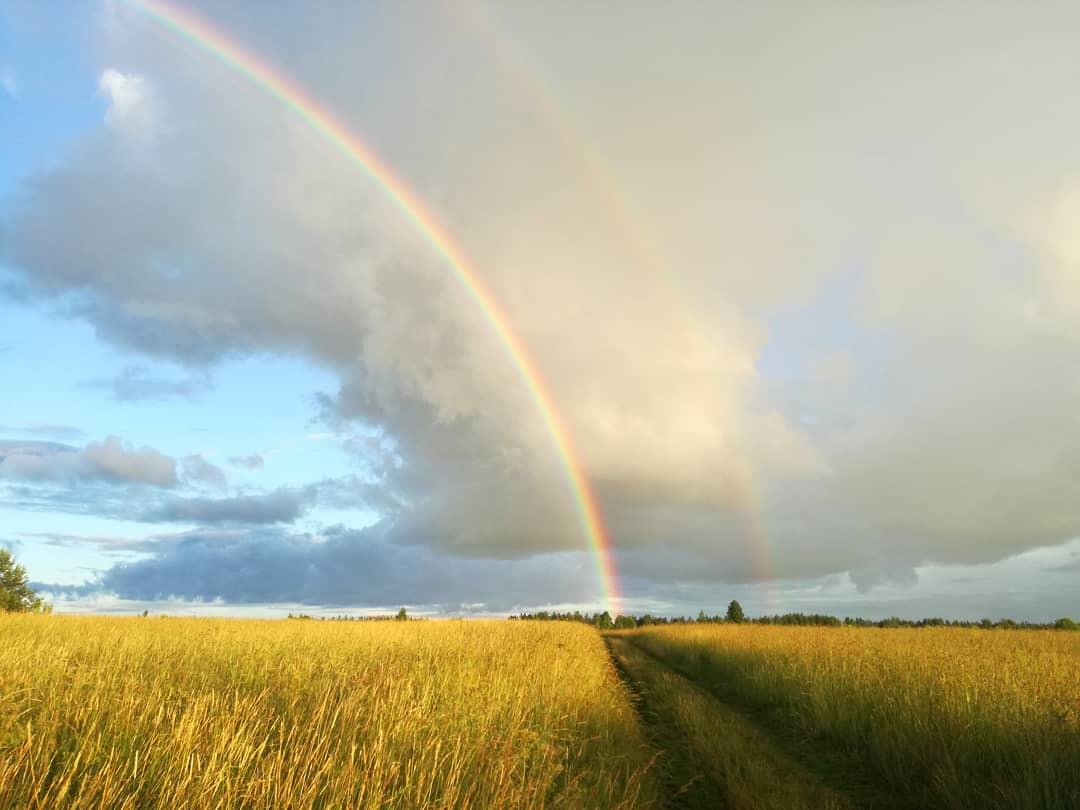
[125,0,621,615]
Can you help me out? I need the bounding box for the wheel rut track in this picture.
[606,634,898,810]
[605,635,727,809]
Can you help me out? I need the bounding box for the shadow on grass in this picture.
[613,634,915,810]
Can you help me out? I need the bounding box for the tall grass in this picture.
[630,625,1080,809]
[0,616,658,809]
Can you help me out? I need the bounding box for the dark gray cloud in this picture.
[61,525,594,609]
[80,364,212,402]
[33,529,1080,622]
[140,488,308,524]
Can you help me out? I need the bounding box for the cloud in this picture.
[0,437,176,486]
[98,68,156,138]
[18,530,153,555]
[179,455,226,488]
[80,365,212,402]
[0,464,361,527]
[1048,553,1080,573]
[139,488,307,524]
[0,440,84,480]
[0,424,86,440]
[74,525,595,609]
[81,436,176,486]
[36,530,1080,621]
[3,5,814,570]
[4,2,1080,605]
[228,453,264,469]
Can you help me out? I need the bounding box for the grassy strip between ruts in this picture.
[606,634,853,810]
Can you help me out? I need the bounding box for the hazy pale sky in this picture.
[2,0,1079,619]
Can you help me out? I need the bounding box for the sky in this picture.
[2,0,1079,620]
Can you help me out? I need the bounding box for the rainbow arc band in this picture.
[460,3,776,597]
[126,0,621,616]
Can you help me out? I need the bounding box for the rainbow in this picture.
[124,0,621,615]
[458,0,672,297]
[460,2,778,594]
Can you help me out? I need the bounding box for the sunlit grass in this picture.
[0,616,658,809]
[629,624,1080,809]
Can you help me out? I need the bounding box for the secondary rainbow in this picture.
[460,1,777,590]
[124,0,620,615]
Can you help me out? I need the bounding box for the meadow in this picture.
[2,616,1078,809]
[622,624,1080,809]
[0,616,656,809]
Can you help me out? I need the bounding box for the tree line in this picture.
[512,600,1079,631]
[287,608,418,621]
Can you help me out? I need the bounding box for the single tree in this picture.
[396,607,408,621]
[0,549,48,613]
[725,599,745,624]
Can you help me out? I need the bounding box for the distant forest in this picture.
[282,602,1079,630]
[511,602,1080,632]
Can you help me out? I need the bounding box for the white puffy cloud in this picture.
[98,67,157,140]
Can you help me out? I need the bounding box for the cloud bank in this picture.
[4,2,1080,609]
[45,525,594,610]
[140,489,306,524]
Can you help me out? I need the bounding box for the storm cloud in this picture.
[84,525,594,609]
[140,489,308,524]
[4,1,1080,606]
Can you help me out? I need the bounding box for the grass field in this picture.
[0,616,657,809]
[623,624,1080,809]
[3,616,1078,809]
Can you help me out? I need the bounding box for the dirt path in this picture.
[606,635,855,810]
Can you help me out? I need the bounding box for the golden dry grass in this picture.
[629,624,1080,809]
[0,616,658,809]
